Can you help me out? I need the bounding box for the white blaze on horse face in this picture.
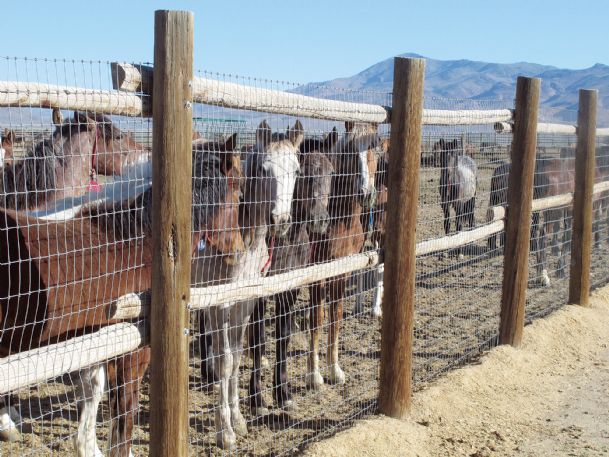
[0,147,5,168]
[358,147,371,196]
[265,146,300,223]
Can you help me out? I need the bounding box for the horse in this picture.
[487,156,609,286]
[0,139,243,456]
[0,112,149,212]
[193,120,302,449]
[434,138,477,256]
[247,150,334,416]
[306,121,377,389]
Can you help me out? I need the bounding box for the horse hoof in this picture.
[371,306,382,318]
[0,428,20,442]
[280,399,297,412]
[232,414,248,436]
[250,404,269,417]
[327,364,346,385]
[539,270,551,287]
[305,371,324,390]
[0,407,20,442]
[261,355,270,370]
[216,429,237,450]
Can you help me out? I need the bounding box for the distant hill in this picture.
[295,53,609,126]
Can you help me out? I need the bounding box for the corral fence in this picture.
[1,9,609,457]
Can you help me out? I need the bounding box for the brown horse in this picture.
[0,141,243,456]
[307,122,377,388]
[0,112,148,212]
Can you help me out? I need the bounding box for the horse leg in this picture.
[467,197,476,229]
[306,280,325,389]
[229,313,249,438]
[441,201,451,235]
[213,315,236,449]
[371,263,384,318]
[74,365,105,457]
[107,349,150,457]
[199,311,219,389]
[454,201,464,259]
[536,216,550,286]
[274,290,296,409]
[557,209,571,278]
[248,297,268,416]
[0,395,21,442]
[351,271,364,316]
[327,276,346,385]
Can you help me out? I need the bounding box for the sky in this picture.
[2,0,608,84]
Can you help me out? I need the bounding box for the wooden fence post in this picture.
[499,77,540,346]
[569,89,598,306]
[150,10,193,457]
[379,57,425,417]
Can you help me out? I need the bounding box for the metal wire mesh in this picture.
[186,71,387,455]
[1,55,608,457]
[413,97,513,387]
[591,136,609,290]
[0,57,152,456]
[525,132,577,322]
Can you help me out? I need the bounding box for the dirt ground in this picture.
[4,147,609,456]
[303,285,609,457]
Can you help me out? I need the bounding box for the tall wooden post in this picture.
[569,89,598,306]
[379,57,425,417]
[499,77,540,347]
[150,10,193,457]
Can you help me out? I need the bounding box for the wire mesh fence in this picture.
[413,98,513,386]
[0,57,153,456]
[0,52,607,457]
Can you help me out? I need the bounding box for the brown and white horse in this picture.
[194,120,302,449]
[0,140,243,456]
[0,112,148,212]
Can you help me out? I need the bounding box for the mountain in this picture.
[295,53,609,126]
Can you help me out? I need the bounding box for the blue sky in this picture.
[3,0,608,84]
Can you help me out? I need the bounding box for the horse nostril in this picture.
[272,213,291,227]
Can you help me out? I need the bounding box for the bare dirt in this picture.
[303,286,609,457]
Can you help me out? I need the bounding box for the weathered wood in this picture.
[0,81,150,116]
[0,323,146,394]
[112,62,512,126]
[150,10,193,457]
[494,121,609,137]
[379,57,424,418]
[531,193,574,212]
[107,252,379,320]
[416,220,505,257]
[569,89,598,306]
[499,77,540,347]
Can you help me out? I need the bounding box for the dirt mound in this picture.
[305,286,609,457]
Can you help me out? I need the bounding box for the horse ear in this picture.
[345,121,354,133]
[223,133,237,152]
[4,129,15,144]
[256,120,271,150]
[325,126,339,150]
[288,120,304,148]
[73,111,97,131]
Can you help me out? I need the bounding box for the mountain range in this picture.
[295,53,609,126]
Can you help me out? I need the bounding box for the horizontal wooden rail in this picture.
[416,220,504,256]
[0,81,151,117]
[107,251,380,320]
[112,63,513,126]
[486,180,609,217]
[494,121,609,137]
[0,323,146,393]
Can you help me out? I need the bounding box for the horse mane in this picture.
[78,149,229,241]
[0,117,99,210]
